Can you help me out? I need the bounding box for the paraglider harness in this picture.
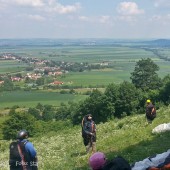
[146,104,156,120]
[9,140,38,170]
[81,116,89,146]
[81,116,96,146]
[101,156,131,170]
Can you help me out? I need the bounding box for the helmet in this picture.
[89,152,106,170]
[146,99,151,103]
[87,114,92,117]
[17,130,29,140]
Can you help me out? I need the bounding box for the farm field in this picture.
[157,48,170,58]
[1,45,170,80]
[0,46,156,62]
[1,39,170,110]
[60,68,131,86]
[59,60,170,86]
[156,61,170,78]
[0,91,87,109]
[0,60,26,74]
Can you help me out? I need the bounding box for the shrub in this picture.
[2,111,37,140]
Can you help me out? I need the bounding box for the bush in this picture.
[2,111,37,140]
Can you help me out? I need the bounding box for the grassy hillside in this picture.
[0,105,170,170]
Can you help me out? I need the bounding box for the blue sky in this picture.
[0,0,170,39]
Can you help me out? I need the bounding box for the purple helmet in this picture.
[89,152,106,170]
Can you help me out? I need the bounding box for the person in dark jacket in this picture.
[82,114,96,154]
[9,129,38,170]
[146,99,156,124]
[81,114,88,145]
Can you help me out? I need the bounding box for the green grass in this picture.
[0,105,170,170]
[1,46,155,62]
[0,60,26,73]
[0,115,9,139]
[0,91,87,109]
[60,69,131,86]
[156,61,170,78]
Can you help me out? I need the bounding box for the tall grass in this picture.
[0,105,170,170]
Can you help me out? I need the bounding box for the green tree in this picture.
[2,78,14,91]
[15,73,22,78]
[72,89,111,124]
[104,83,119,116]
[27,108,41,120]
[115,81,142,117]
[56,102,78,121]
[36,77,45,86]
[159,81,170,105]
[162,74,170,86]
[25,77,33,84]
[42,105,56,121]
[36,103,44,112]
[2,112,36,140]
[130,58,161,91]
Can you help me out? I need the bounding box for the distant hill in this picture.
[146,39,170,47]
[1,38,168,47]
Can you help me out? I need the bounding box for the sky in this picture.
[0,0,170,39]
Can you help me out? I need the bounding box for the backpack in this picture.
[9,141,22,166]
[101,156,131,170]
[9,140,28,167]
[81,115,88,138]
[146,103,156,120]
[149,106,156,120]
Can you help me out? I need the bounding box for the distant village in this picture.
[0,53,67,86]
[0,53,110,88]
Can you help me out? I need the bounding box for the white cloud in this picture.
[154,0,170,8]
[149,14,170,26]
[78,16,89,21]
[99,15,111,23]
[117,2,144,16]
[28,14,45,21]
[78,15,111,24]
[116,15,136,22]
[0,0,81,14]
[0,0,9,9]
[13,0,44,7]
[150,15,162,21]
[44,2,81,14]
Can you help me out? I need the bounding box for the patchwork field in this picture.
[1,41,170,110]
[0,60,26,74]
[0,91,87,109]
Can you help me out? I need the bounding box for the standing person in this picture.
[146,99,156,124]
[9,129,38,170]
[81,114,88,146]
[82,114,96,154]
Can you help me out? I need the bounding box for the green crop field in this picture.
[157,48,170,59]
[0,46,156,63]
[0,60,26,74]
[60,69,131,86]
[1,45,170,78]
[0,91,87,109]
[1,42,170,110]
